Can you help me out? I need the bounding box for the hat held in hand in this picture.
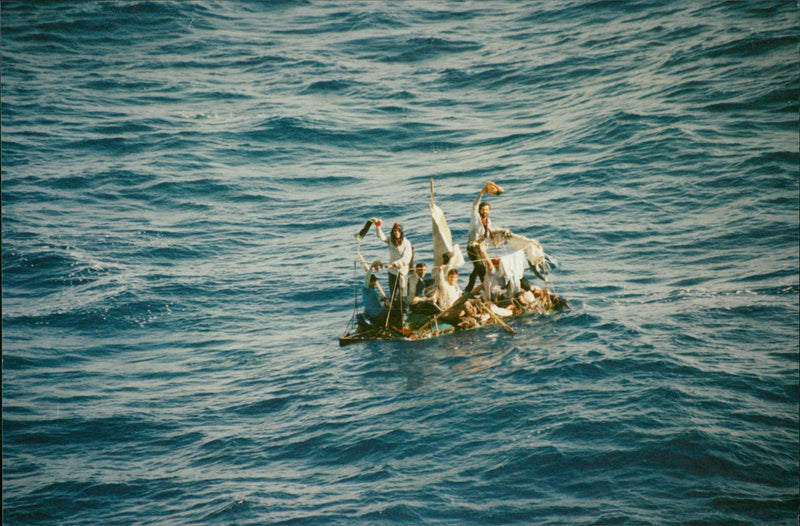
[483,181,504,195]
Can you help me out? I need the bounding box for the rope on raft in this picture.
[343,260,360,337]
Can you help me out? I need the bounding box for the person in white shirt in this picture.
[436,268,462,311]
[466,187,497,294]
[472,257,511,302]
[406,262,427,303]
[376,221,413,326]
[434,255,477,325]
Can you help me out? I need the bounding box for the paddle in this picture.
[417,292,471,333]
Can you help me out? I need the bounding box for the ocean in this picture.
[2,1,798,524]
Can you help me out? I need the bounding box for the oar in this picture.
[417,292,470,333]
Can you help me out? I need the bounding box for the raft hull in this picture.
[339,299,567,346]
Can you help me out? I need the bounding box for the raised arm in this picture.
[473,187,485,208]
[375,223,388,243]
[468,189,486,243]
[362,260,387,298]
[472,188,486,219]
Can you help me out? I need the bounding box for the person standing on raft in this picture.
[465,182,503,295]
[375,221,413,325]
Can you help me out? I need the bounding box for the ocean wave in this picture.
[2,1,797,524]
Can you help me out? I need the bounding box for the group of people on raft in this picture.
[359,183,556,333]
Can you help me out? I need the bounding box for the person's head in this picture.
[447,268,459,285]
[391,222,404,245]
[491,258,500,269]
[479,202,491,219]
[368,274,378,287]
[415,262,427,278]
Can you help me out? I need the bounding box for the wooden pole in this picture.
[476,298,515,334]
[417,293,470,333]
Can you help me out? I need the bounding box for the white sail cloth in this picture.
[489,227,556,286]
[431,203,465,268]
[498,251,527,296]
[489,228,546,268]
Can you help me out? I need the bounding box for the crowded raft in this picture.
[340,180,569,346]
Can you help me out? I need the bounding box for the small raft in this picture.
[339,288,568,346]
[340,178,569,347]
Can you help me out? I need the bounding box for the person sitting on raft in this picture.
[406,262,427,303]
[360,261,388,327]
[434,255,478,327]
[471,258,510,302]
[407,261,440,315]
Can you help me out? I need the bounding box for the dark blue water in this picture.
[2,1,798,524]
